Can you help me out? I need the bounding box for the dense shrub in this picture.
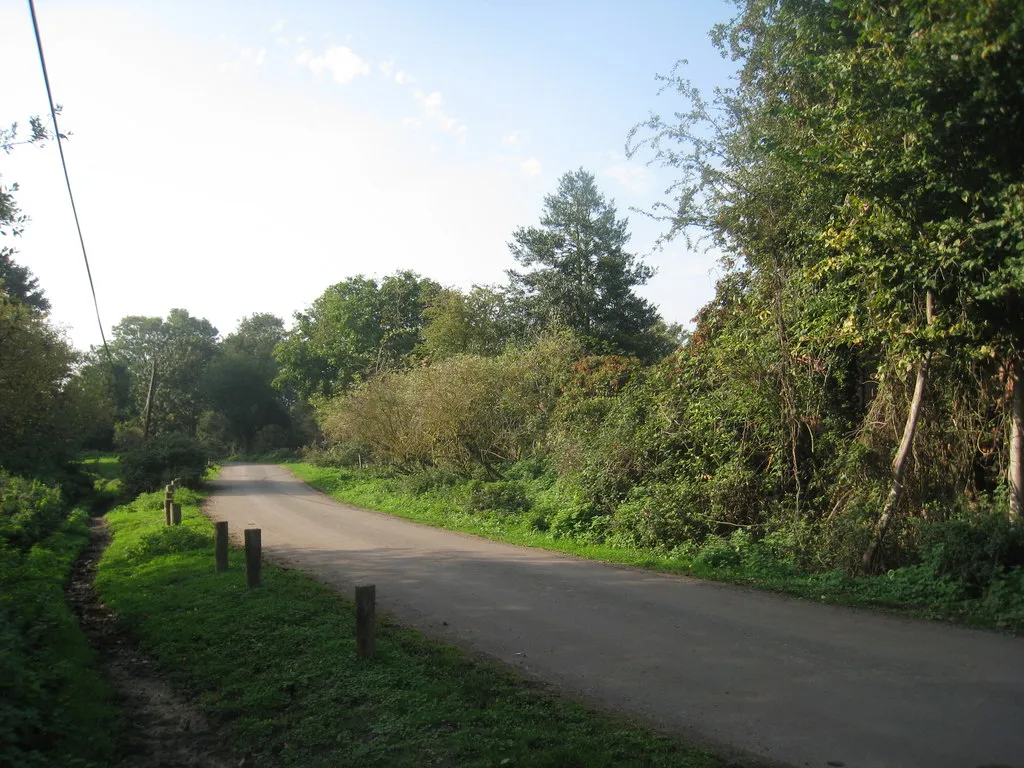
[0,471,64,551]
[120,433,210,496]
[465,480,531,515]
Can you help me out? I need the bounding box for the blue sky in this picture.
[2,0,738,350]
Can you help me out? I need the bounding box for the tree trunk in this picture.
[1009,362,1023,521]
[861,291,934,573]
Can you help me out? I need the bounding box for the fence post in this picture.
[164,495,173,526]
[170,502,181,526]
[214,521,229,572]
[244,528,261,588]
[355,585,376,659]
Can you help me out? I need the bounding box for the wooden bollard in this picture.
[355,585,376,659]
[171,502,182,526]
[244,528,261,588]
[214,521,229,572]
[164,497,172,526]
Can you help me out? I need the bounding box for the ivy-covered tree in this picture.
[507,169,666,361]
[631,0,1024,567]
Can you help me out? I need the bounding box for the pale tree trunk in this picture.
[1009,362,1023,522]
[862,291,934,573]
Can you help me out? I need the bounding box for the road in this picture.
[206,463,1024,768]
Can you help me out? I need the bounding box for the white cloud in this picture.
[501,130,527,147]
[394,70,414,85]
[413,89,467,139]
[253,48,267,67]
[520,157,542,176]
[602,154,650,195]
[379,59,395,78]
[296,45,370,84]
[270,19,286,35]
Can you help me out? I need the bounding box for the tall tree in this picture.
[109,309,219,436]
[275,271,440,400]
[0,249,50,312]
[507,169,665,360]
[201,313,291,452]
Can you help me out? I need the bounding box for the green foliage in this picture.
[508,169,668,361]
[274,271,440,400]
[0,248,49,312]
[916,510,1024,596]
[421,285,523,360]
[465,480,531,515]
[0,510,117,766]
[319,333,581,476]
[0,300,80,474]
[0,472,65,551]
[108,309,220,436]
[120,433,210,496]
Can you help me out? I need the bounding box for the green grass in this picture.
[81,454,124,502]
[284,463,1024,633]
[94,488,724,767]
[0,509,119,767]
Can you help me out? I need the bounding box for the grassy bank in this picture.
[0,508,118,766]
[93,488,724,767]
[285,462,1024,632]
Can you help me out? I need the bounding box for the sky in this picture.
[2,0,738,351]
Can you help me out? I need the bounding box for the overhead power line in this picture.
[27,0,112,360]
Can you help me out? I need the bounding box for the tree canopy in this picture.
[507,169,667,360]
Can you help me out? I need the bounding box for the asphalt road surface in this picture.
[207,463,1024,768]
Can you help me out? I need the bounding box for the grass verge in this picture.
[93,488,724,767]
[284,463,1024,632]
[0,509,119,767]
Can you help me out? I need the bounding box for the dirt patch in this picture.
[67,516,233,768]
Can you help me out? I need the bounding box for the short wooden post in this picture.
[171,502,182,526]
[214,521,229,572]
[244,528,261,588]
[164,495,173,526]
[355,585,376,659]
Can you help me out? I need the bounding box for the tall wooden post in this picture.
[170,502,181,526]
[355,585,376,659]
[244,528,261,588]
[214,521,229,572]
[142,359,157,440]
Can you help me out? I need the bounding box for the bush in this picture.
[0,471,65,551]
[465,480,531,515]
[916,511,1024,596]
[120,433,210,497]
[693,535,741,569]
[402,469,461,495]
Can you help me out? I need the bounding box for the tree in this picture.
[224,313,285,360]
[201,313,292,453]
[421,285,523,360]
[0,249,50,312]
[274,271,440,400]
[630,0,1024,566]
[108,309,219,436]
[507,169,665,360]
[0,300,77,473]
